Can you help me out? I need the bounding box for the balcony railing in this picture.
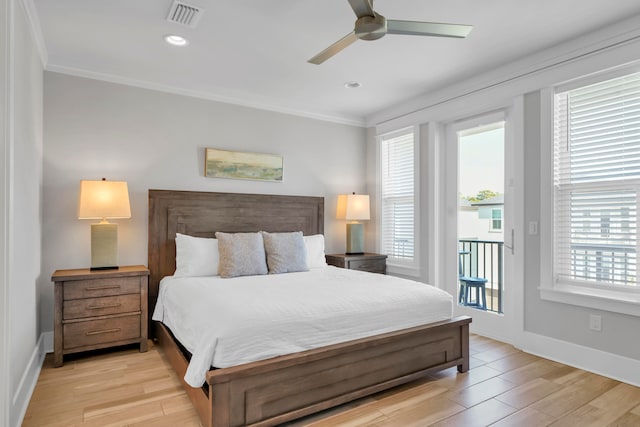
[569,242,636,286]
[459,239,504,313]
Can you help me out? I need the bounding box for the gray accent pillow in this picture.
[215,232,268,278]
[262,231,309,274]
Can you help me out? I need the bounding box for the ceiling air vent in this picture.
[166,1,203,28]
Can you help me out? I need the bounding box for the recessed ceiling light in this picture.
[344,81,361,89]
[164,34,189,46]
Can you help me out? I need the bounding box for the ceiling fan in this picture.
[308,0,473,64]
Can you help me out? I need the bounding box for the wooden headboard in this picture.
[147,190,324,324]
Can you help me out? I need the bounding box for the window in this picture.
[490,208,503,231]
[380,128,415,263]
[553,71,640,290]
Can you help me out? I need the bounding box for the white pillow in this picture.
[304,234,327,269]
[174,233,220,277]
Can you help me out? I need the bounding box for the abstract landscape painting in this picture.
[205,148,283,182]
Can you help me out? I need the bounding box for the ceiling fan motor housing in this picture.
[355,13,387,40]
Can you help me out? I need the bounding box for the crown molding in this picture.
[45,63,366,128]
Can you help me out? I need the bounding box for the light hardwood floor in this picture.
[23,334,640,426]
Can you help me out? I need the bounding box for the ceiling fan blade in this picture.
[348,0,375,18]
[308,31,358,65]
[387,20,473,38]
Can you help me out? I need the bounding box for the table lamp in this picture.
[336,193,370,255]
[78,178,131,270]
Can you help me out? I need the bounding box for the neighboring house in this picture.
[459,195,504,242]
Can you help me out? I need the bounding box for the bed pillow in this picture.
[174,233,219,277]
[262,231,309,274]
[215,232,268,278]
[304,234,327,269]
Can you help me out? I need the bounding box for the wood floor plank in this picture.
[428,398,517,427]
[472,343,520,363]
[22,335,640,427]
[495,378,564,409]
[376,396,465,427]
[531,372,618,418]
[446,376,516,408]
[550,384,640,427]
[489,407,556,427]
[497,359,565,385]
[607,412,640,427]
[485,350,540,373]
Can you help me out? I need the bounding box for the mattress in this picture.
[152,266,453,387]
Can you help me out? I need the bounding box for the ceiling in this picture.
[33,0,640,126]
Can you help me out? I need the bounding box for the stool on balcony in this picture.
[459,276,488,310]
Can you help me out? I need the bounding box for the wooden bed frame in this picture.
[148,189,471,427]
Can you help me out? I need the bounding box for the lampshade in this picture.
[336,193,370,221]
[78,179,131,270]
[78,179,131,220]
[337,193,370,255]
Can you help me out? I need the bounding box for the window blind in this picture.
[380,130,415,261]
[554,71,640,288]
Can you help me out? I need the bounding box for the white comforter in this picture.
[152,266,453,387]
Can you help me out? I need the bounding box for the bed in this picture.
[148,189,471,427]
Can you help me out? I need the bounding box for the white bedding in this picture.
[152,266,453,387]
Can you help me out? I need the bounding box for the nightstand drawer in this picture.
[326,253,387,274]
[349,259,386,274]
[63,294,141,320]
[63,277,141,300]
[63,314,141,349]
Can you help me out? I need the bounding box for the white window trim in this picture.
[539,76,640,317]
[377,126,420,277]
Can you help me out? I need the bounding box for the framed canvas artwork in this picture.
[204,148,283,182]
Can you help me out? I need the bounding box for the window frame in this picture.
[378,126,419,274]
[540,67,640,316]
[490,207,503,232]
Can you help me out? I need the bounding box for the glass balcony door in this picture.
[445,111,516,342]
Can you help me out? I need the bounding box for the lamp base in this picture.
[345,223,365,255]
[91,223,119,270]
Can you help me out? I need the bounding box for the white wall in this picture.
[0,0,9,422]
[41,72,367,334]
[2,0,44,425]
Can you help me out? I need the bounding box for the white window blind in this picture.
[554,71,640,288]
[380,129,415,261]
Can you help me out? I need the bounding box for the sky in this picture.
[458,126,505,198]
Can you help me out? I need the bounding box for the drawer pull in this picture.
[85,285,121,291]
[87,303,122,310]
[86,328,121,336]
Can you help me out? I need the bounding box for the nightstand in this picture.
[52,265,149,367]
[325,253,387,274]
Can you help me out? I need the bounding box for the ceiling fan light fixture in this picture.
[164,34,189,46]
[355,13,387,41]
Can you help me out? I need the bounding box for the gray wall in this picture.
[523,91,640,360]
[6,1,44,425]
[41,72,367,333]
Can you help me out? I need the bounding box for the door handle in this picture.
[504,229,514,254]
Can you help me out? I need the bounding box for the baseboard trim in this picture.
[10,332,47,427]
[519,331,640,388]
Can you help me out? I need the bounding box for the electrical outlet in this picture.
[528,221,538,235]
[589,314,602,332]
